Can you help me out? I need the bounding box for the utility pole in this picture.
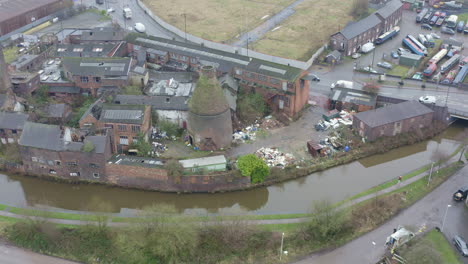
[246,36,249,57]
[279,232,284,260]
[183,13,187,42]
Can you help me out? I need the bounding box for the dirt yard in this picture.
[252,0,355,60]
[142,0,295,43]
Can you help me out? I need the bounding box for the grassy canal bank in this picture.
[0,157,464,263]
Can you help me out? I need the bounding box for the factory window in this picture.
[235,69,242,75]
[11,129,17,134]
[70,172,80,177]
[55,160,61,166]
[93,173,100,178]
[31,157,38,162]
[258,74,267,82]
[132,125,140,132]
[246,72,256,79]
[47,160,54,166]
[49,169,57,175]
[57,48,67,52]
[104,124,113,129]
[73,48,84,52]
[180,56,188,61]
[119,136,129,145]
[89,163,100,168]
[80,76,89,83]
[170,53,177,59]
[67,161,78,166]
[92,47,103,52]
[118,125,127,131]
[190,58,197,64]
[270,78,280,85]
[94,77,101,83]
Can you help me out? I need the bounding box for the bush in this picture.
[159,119,181,137]
[165,159,184,177]
[82,141,95,152]
[67,98,94,128]
[237,89,267,124]
[237,154,270,183]
[128,133,152,157]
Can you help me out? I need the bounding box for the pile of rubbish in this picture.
[315,110,354,131]
[232,125,260,143]
[151,127,176,141]
[150,141,167,157]
[255,147,295,168]
[259,116,283,130]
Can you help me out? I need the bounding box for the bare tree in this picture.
[430,148,449,172]
[455,128,468,162]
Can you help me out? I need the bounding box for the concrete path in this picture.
[0,241,80,264]
[232,0,307,47]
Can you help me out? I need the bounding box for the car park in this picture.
[419,96,436,104]
[421,23,432,30]
[453,187,468,201]
[391,51,399,59]
[441,27,455,35]
[453,236,468,257]
[377,62,392,69]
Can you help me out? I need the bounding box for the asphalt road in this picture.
[0,242,80,264]
[81,0,182,40]
[292,164,468,264]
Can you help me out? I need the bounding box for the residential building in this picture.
[325,50,342,65]
[54,42,125,58]
[69,27,126,44]
[18,122,112,181]
[179,155,227,173]
[329,0,403,56]
[0,0,73,36]
[132,37,309,118]
[329,87,377,112]
[79,102,152,153]
[62,57,132,96]
[352,101,434,141]
[0,111,29,144]
[10,72,40,95]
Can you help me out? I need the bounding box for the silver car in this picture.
[377,62,393,69]
[453,235,468,257]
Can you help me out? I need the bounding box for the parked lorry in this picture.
[375,26,400,45]
[123,7,132,19]
[331,80,353,89]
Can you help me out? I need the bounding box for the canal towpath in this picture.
[0,153,464,226]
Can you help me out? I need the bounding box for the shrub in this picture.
[82,141,95,152]
[237,154,269,184]
[165,159,184,177]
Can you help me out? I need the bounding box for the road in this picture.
[292,164,468,264]
[81,0,182,40]
[0,242,80,264]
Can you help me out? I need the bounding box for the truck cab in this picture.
[453,187,468,201]
[123,7,132,19]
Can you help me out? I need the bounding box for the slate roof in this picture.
[338,14,382,40]
[354,101,433,128]
[79,27,125,42]
[47,104,66,118]
[326,50,342,60]
[48,86,80,94]
[85,136,107,154]
[55,43,117,58]
[10,54,38,69]
[134,37,303,81]
[19,122,63,151]
[375,0,403,19]
[63,57,131,77]
[0,0,64,23]
[0,112,29,130]
[114,95,189,111]
[99,104,146,124]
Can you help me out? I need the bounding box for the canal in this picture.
[0,122,465,215]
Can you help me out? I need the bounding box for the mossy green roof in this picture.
[189,75,229,115]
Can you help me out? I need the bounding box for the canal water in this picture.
[0,122,465,215]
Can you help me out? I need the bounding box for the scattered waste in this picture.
[315,110,354,131]
[255,147,295,168]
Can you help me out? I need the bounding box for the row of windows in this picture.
[48,169,100,178]
[116,124,140,132]
[169,53,197,64]
[80,76,101,83]
[31,157,100,168]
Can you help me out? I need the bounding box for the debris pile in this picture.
[232,125,259,143]
[255,147,295,168]
[315,110,354,131]
[259,116,283,130]
[150,141,167,157]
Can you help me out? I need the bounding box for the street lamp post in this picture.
[441,204,452,232]
[427,162,434,186]
[371,241,377,261]
[279,232,284,260]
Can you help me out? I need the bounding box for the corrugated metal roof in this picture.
[179,155,227,168]
[0,0,65,22]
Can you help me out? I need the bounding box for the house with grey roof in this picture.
[0,111,29,144]
[62,57,132,96]
[352,101,434,141]
[44,103,72,125]
[79,103,152,153]
[329,0,403,56]
[18,122,112,181]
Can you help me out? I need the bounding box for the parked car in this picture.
[431,33,441,39]
[453,187,468,201]
[377,61,393,69]
[397,48,410,55]
[362,66,378,73]
[107,8,115,14]
[421,23,433,30]
[309,74,320,82]
[391,51,399,59]
[419,95,436,104]
[453,236,468,257]
[95,0,104,4]
[441,26,455,35]
[351,53,361,59]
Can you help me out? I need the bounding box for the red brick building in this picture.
[18,122,112,181]
[10,72,40,96]
[0,112,29,144]
[79,102,152,153]
[329,0,403,56]
[62,57,132,96]
[352,101,434,142]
